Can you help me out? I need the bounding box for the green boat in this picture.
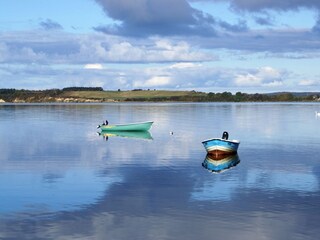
[97,121,153,131]
[99,130,153,140]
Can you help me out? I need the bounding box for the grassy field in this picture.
[60,90,207,101]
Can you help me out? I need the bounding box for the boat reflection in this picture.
[98,130,153,140]
[202,153,240,173]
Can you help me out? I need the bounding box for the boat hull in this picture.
[202,138,240,156]
[202,154,240,173]
[100,121,153,131]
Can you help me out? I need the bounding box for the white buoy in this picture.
[170,131,173,135]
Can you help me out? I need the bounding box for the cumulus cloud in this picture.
[0,59,304,92]
[94,0,223,36]
[91,0,320,52]
[194,0,320,12]
[235,73,261,86]
[235,66,284,87]
[96,0,195,25]
[2,0,320,92]
[0,42,47,63]
[128,64,235,90]
[0,32,213,64]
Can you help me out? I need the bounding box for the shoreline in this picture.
[1,88,320,103]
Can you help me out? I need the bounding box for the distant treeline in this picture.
[0,87,102,102]
[124,91,320,102]
[205,91,316,102]
[0,88,62,102]
[62,87,103,91]
[0,88,319,102]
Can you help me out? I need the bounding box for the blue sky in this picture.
[1,0,320,93]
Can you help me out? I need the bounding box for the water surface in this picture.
[0,103,320,240]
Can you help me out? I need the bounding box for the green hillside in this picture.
[0,88,319,103]
[60,90,206,101]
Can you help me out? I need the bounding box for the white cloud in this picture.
[299,79,316,86]
[101,38,213,62]
[134,76,171,88]
[259,66,281,79]
[84,63,104,69]
[235,66,283,87]
[235,73,261,86]
[155,39,174,50]
[0,29,313,92]
[0,32,212,65]
[169,62,201,69]
[106,41,144,61]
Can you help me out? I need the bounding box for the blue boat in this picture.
[202,131,240,156]
[202,154,240,173]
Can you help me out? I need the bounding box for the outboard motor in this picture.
[222,131,229,140]
[102,120,108,126]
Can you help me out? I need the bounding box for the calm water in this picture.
[0,103,320,240]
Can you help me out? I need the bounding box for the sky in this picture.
[0,0,320,93]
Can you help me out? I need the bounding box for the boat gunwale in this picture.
[202,138,240,144]
[106,121,153,128]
